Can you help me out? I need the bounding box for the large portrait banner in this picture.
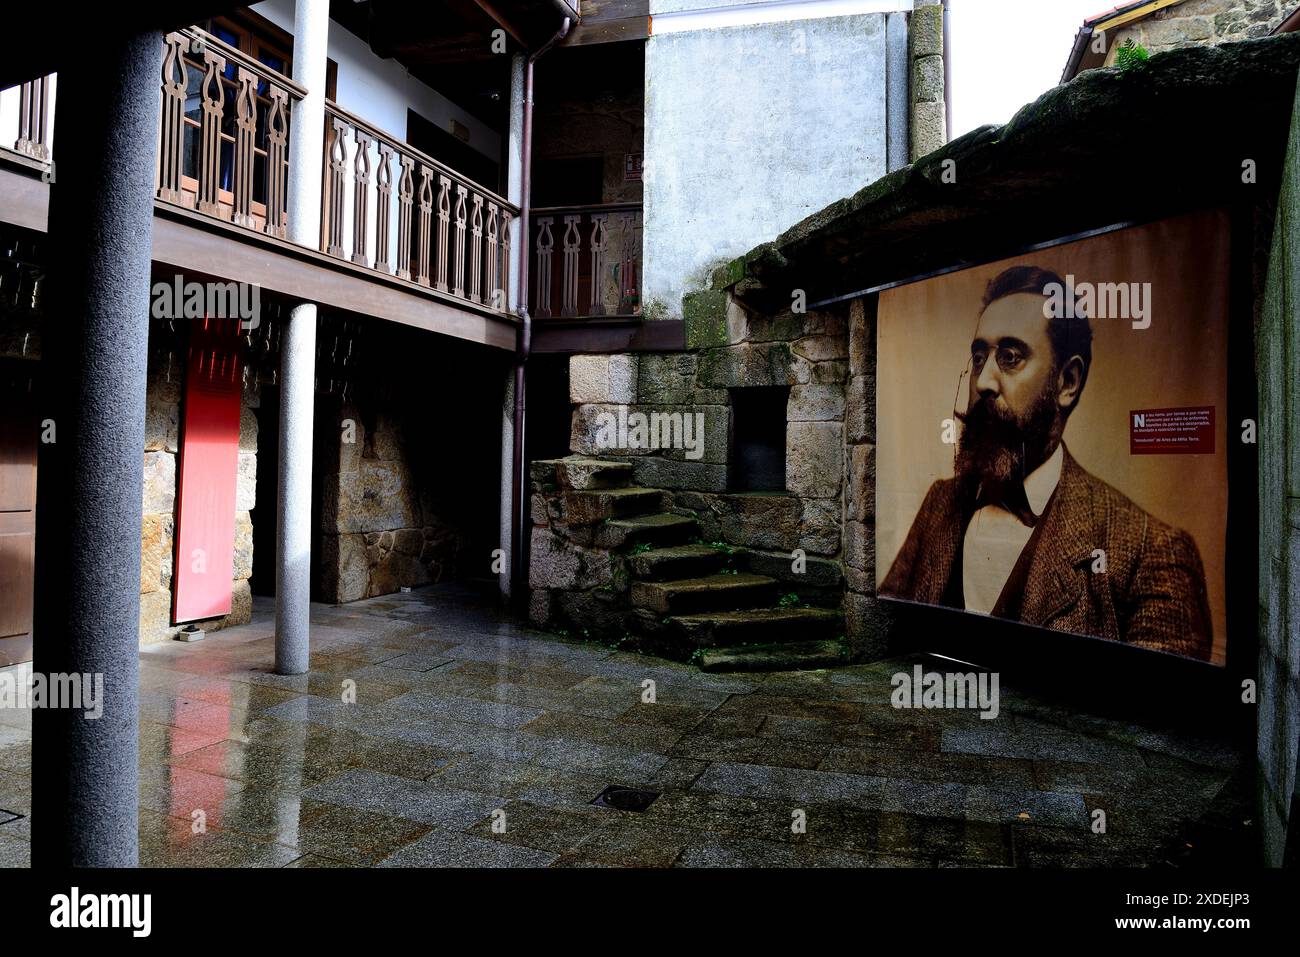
[875,209,1231,664]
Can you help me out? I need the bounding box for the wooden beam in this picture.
[151,209,518,351]
[532,318,684,353]
[0,158,49,233]
[468,0,529,47]
[568,0,648,45]
[566,16,649,46]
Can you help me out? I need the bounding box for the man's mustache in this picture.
[954,396,1020,427]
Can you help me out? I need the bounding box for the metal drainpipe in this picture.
[511,15,572,605]
[941,0,952,142]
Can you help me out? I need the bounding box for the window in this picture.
[729,387,789,492]
[182,11,294,207]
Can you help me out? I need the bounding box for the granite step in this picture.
[669,606,842,648]
[532,456,634,491]
[594,513,699,550]
[698,639,848,673]
[562,487,663,525]
[627,543,730,581]
[559,457,635,490]
[631,573,778,616]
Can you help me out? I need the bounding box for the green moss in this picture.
[682,289,729,349]
[642,297,671,322]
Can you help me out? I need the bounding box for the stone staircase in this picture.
[531,456,847,672]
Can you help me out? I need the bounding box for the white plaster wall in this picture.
[253,0,498,160]
[642,11,890,315]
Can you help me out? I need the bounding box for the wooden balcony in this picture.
[0,26,518,339]
[529,203,642,319]
[321,102,514,311]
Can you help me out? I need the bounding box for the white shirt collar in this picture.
[1024,443,1065,517]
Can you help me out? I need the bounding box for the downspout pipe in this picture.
[940,0,952,143]
[510,15,572,605]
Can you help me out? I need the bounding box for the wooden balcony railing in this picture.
[11,76,51,162]
[2,29,518,321]
[529,203,641,319]
[155,27,306,239]
[322,102,517,314]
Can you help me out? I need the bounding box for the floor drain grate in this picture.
[590,785,660,812]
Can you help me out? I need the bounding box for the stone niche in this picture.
[138,358,258,645]
[316,402,467,603]
[568,298,851,558]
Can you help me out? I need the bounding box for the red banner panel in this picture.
[1129,406,1216,455]
[173,318,242,624]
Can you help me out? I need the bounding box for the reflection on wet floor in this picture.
[0,581,1252,867]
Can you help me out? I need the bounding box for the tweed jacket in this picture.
[880,445,1213,660]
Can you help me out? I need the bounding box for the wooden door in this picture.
[0,366,37,666]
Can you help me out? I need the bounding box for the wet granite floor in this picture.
[0,581,1252,867]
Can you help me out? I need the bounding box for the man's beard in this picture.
[955,377,1063,490]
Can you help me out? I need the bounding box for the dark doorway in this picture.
[729,386,788,492]
[525,355,573,465]
[407,108,500,194]
[531,156,604,209]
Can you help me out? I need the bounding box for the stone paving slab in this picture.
[303,768,507,829]
[378,828,559,867]
[0,580,1253,868]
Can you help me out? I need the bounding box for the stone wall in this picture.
[533,73,644,206]
[138,358,257,645]
[569,299,849,550]
[1257,66,1300,867]
[534,295,855,644]
[842,297,891,658]
[1108,0,1292,58]
[316,401,467,603]
[909,2,946,162]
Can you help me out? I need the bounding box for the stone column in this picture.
[499,369,516,600]
[501,52,527,602]
[908,2,947,163]
[885,11,910,173]
[275,0,328,674]
[506,53,526,312]
[32,30,163,867]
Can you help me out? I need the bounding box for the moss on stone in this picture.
[682,288,729,349]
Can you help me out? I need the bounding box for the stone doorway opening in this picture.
[728,386,788,492]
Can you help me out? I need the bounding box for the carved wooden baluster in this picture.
[264,86,289,238]
[351,128,372,266]
[434,176,451,293]
[15,76,51,161]
[396,155,414,280]
[231,68,258,228]
[588,214,608,317]
[619,211,637,314]
[416,165,433,286]
[374,143,394,273]
[156,35,188,202]
[500,210,512,312]
[468,194,484,304]
[197,46,227,217]
[457,189,473,300]
[485,202,499,309]
[326,116,349,257]
[534,217,554,320]
[560,215,581,317]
